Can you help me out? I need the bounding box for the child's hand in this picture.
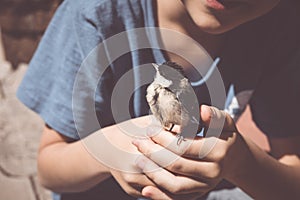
[132,105,247,199]
[110,168,156,197]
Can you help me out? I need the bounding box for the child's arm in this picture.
[37,125,111,193]
[37,116,157,195]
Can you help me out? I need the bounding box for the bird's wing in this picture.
[176,79,202,135]
[147,83,185,127]
[156,87,185,127]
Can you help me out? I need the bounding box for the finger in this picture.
[148,130,215,160]
[145,106,237,159]
[133,138,180,168]
[110,169,156,197]
[148,130,236,161]
[142,186,203,200]
[148,105,237,137]
[142,186,172,200]
[200,105,237,132]
[136,156,211,194]
[133,139,218,179]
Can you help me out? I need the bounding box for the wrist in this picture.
[223,132,255,183]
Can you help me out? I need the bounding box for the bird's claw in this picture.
[168,123,175,132]
[176,134,185,146]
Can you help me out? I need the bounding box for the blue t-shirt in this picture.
[17,0,300,199]
[17,0,166,140]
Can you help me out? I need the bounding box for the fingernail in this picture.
[135,156,146,169]
[142,187,153,197]
[210,106,218,118]
[146,129,155,137]
[210,106,225,120]
[146,126,159,137]
[132,139,140,147]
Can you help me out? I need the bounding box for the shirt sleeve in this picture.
[17,0,106,139]
[250,48,300,138]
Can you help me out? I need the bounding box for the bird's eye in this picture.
[159,62,185,80]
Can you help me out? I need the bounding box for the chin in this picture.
[196,22,232,35]
[203,25,238,34]
[191,15,221,34]
[194,16,240,34]
[201,26,231,34]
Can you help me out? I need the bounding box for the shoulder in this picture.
[65,0,146,24]
[61,0,150,40]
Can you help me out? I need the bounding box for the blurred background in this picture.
[0,0,269,200]
[0,0,61,199]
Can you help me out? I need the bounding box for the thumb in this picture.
[142,186,172,200]
[200,105,237,132]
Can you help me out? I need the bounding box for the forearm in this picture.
[38,121,143,193]
[227,134,300,200]
[38,136,111,193]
